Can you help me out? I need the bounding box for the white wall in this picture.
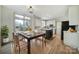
[30,16,42,31]
[1,6,15,42]
[0,6,2,49]
[35,19,42,27]
[30,16,36,31]
[0,6,1,30]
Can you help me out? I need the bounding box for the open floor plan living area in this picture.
[0,5,79,54]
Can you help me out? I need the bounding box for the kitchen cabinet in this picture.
[69,6,79,25]
[64,31,79,48]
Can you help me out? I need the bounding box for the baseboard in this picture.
[1,41,12,46]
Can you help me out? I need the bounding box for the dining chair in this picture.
[13,33,27,54]
[13,33,20,53]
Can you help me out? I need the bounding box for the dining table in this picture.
[18,31,45,54]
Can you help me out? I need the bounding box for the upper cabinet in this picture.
[69,6,79,25]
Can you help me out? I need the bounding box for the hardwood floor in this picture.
[12,35,79,54]
[48,35,79,54]
[1,35,78,54]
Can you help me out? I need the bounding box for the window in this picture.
[47,21,53,26]
[41,21,45,27]
[15,14,24,19]
[15,14,31,31]
[41,20,55,27]
[15,19,23,26]
[41,20,54,27]
[25,16,30,20]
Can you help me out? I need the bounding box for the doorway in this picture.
[56,21,62,39]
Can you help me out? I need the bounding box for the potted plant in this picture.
[1,25,9,45]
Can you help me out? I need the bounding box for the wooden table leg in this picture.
[27,39,31,54]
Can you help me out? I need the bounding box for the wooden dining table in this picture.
[18,31,45,54]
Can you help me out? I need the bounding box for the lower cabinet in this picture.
[64,31,79,48]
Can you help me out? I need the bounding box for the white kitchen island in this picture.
[64,31,79,49]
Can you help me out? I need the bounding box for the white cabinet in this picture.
[64,31,79,48]
[69,6,79,25]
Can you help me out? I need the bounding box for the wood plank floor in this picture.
[12,35,79,54]
[30,35,79,54]
[48,35,79,54]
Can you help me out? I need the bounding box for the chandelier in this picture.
[28,6,34,14]
[27,5,41,19]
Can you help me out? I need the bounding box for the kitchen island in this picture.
[64,31,79,49]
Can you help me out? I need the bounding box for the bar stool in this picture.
[43,29,53,47]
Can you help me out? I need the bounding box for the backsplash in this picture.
[76,25,79,31]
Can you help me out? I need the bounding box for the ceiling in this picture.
[5,5,69,20]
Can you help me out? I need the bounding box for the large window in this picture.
[41,21,45,27]
[47,21,53,26]
[41,20,54,27]
[15,14,31,31]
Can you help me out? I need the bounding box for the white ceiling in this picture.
[5,5,69,20]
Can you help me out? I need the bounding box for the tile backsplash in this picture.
[76,25,79,31]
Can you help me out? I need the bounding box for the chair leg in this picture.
[18,46,20,54]
[42,37,47,48]
[45,40,46,47]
